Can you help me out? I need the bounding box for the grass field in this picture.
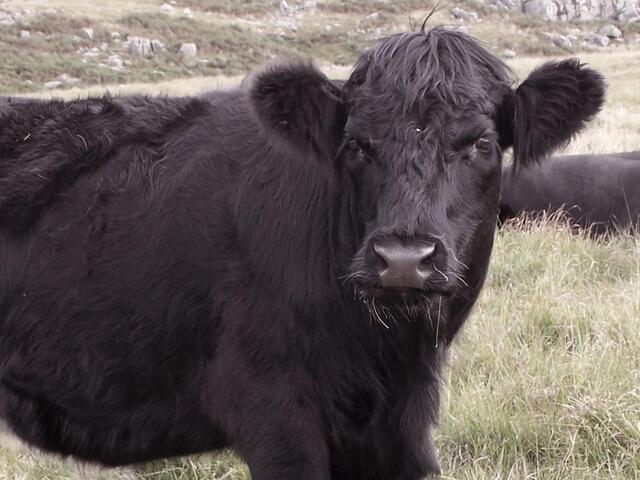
[1,1,639,479]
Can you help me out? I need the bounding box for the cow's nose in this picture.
[372,238,436,289]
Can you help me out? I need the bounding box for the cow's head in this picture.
[250,28,605,319]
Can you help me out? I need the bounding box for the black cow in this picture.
[500,152,640,235]
[0,28,604,479]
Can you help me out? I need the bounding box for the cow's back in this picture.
[500,152,640,232]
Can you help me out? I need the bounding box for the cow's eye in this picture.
[475,137,491,154]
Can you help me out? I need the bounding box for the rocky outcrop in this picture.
[486,0,640,21]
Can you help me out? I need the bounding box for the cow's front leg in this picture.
[204,362,329,480]
[395,427,441,480]
[383,380,442,479]
[241,425,329,480]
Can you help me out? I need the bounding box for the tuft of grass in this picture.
[135,453,249,480]
[438,219,640,480]
[318,0,433,14]
[183,0,279,16]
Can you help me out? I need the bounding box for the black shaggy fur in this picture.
[0,28,604,479]
[0,96,207,231]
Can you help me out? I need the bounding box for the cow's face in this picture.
[340,93,505,304]
[250,29,604,312]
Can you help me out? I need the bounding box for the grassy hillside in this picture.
[1,0,639,94]
[0,1,639,479]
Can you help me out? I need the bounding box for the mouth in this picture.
[349,270,456,294]
[353,284,454,316]
[344,260,458,310]
[360,285,454,299]
[355,286,451,328]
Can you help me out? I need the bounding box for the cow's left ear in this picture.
[496,59,606,167]
[249,60,346,157]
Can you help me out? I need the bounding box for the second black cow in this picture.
[500,151,640,234]
[0,28,604,479]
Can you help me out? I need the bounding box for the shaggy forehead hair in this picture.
[346,27,514,113]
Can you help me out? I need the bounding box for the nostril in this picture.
[418,242,436,259]
[372,242,390,274]
[417,243,436,269]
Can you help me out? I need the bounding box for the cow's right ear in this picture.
[249,60,346,157]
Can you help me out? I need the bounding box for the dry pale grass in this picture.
[439,214,640,479]
[16,65,354,100]
[1,0,162,22]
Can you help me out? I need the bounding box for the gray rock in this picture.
[487,0,640,22]
[599,24,622,38]
[442,24,470,33]
[502,49,516,58]
[178,43,197,59]
[275,16,298,31]
[82,27,94,40]
[589,33,610,46]
[0,12,17,26]
[301,0,317,11]
[44,80,63,89]
[523,0,558,20]
[280,0,316,14]
[556,35,572,49]
[544,32,572,49]
[108,55,124,69]
[618,7,640,22]
[579,40,598,50]
[359,12,381,28]
[20,30,30,39]
[492,0,520,8]
[493,0,511,11]
[83,48,101,58]
[159,3,174,13]
[151,39,165,52]
[110,31,121,40]
[128,36,153,56]
[55,73,80,86]
[452,7,479,21]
